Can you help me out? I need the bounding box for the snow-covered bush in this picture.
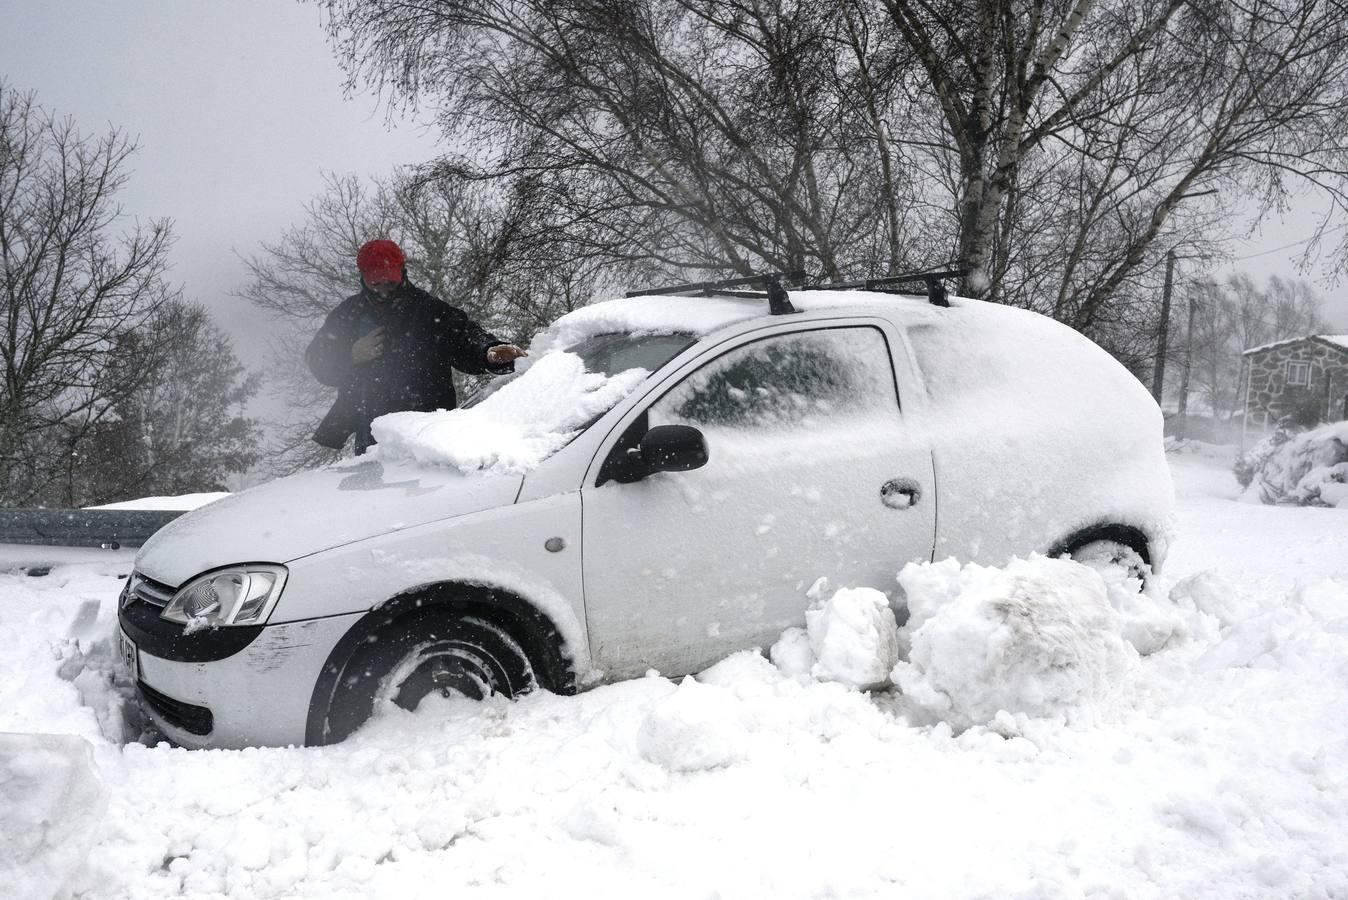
[1235,420,1348,507]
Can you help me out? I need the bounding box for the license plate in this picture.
[118,628,140,682]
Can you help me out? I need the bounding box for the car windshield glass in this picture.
[462,331,695,409]
[566,331,697,377]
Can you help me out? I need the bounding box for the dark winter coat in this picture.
[305,280,510,450]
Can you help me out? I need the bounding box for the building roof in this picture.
[1243,334,1348,356]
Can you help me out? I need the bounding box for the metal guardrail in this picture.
[0,508,185,549]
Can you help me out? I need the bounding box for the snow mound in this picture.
[1071,544,1187,655]
[0,733,108,900]
[770,580,899,690]
[1236,420,1348,507]
[636,677,747,772]
[371,352,648,474]
[891,556,1139,730]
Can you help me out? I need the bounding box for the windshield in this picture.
[373,331,698,475]
[463,331,696,409]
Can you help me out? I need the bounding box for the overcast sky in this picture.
[5,0,439,370]
[6,0,1346,387]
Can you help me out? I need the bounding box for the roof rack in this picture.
[626,271,806,315]
[807,268,967,308]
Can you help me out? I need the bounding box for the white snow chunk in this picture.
[636,677,746,772]
[768,627,815,679]
[805,587,900,690]
[371,352,648,474]
[0,733,108,900]
[891,556,1139,730]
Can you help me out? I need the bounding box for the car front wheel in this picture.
[322,613,537,743]
[1069,539,1151,591]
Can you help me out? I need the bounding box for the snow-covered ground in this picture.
[2,450,1347,899]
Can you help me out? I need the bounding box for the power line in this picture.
[1231,221,1348,261]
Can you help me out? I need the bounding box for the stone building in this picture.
[1241,334,1348,435]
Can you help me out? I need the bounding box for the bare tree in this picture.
[1185,272,1325,425]
[0,84,176,504]
[318,0,1348,320]
[58,302,262,506]
[319,0,931,280]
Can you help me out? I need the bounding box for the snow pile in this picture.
[1071,543,1188,655]
[0,733,108,900]
[891,556,1139,729]
[2,455,1348,897]
[770,579,899,690]
[636,676,747,772]
[1236,420,1348,507]
[371,352,649,474]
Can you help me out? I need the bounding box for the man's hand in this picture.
[486,344,527,365]
[351,327,385,364]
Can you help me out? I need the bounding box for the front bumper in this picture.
[119,598,361,750]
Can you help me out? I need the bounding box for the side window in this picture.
[649,327,898,431]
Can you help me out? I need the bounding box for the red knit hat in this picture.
[356,239,405,284]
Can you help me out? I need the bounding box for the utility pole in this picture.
[1151,250,1176,404]
[1176,284,1200,439]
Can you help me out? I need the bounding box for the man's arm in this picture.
[436,304,522,374]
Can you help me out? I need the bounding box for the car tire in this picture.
[322,613,537,743]
[1069,539,1151,591]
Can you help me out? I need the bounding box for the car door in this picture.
[580,319,936,680]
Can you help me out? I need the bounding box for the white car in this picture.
[117,281,1173,748]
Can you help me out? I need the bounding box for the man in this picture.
[306,239,526,454]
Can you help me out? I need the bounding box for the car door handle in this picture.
[880,478,921,510]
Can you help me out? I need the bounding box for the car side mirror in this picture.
[629,425,708,477]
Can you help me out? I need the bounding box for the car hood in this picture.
[135,458,523,587]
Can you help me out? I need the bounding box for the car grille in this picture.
[121,572,176,610]
[136,681,213,736]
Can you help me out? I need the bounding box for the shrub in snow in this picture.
[768,579,900,690]
[891,556,1139,730]
[636,677,746,772]
[1235,420,1348,507]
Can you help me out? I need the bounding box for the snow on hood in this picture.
[135,459,521,587]
[371,352,650,474]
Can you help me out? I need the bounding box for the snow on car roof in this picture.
[529,288,942,353]
[528,294,765,354]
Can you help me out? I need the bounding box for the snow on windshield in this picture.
[370,352,649,475]
[369,294,733,476]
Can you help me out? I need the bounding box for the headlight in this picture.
[160,565,288,630]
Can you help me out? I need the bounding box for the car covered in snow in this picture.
[117,279,1173,748]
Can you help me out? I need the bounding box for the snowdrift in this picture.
[4,454,1348,898]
